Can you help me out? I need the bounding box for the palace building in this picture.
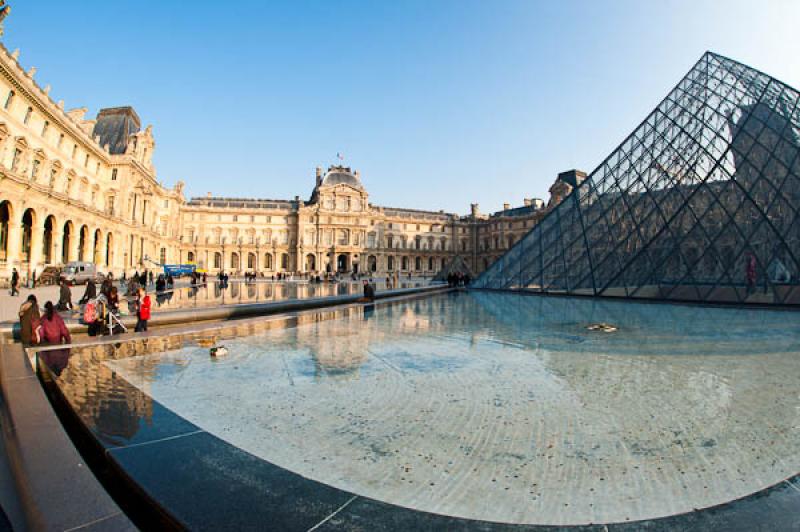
[0,42,578,284]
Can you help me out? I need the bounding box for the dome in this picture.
[321,166,363,189]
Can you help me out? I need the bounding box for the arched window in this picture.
[415,256,422,270]
[281,253,289,270]
[264,253,273,269]
[248,253,256,269]
[187,251,195,263]
[214,252,222,269]
[231,252,239,270]
[0,201,11,262]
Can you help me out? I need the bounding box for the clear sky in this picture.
[4,1,800,214]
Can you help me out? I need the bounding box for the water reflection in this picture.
[118,279,431,313]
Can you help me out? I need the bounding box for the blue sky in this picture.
[5,1,800,213]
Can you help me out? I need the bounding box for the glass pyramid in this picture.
[474,52,800,305]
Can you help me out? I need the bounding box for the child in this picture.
[135,287,151,332]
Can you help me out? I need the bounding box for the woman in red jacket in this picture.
[41,301,71,344]
[135,287,152,332]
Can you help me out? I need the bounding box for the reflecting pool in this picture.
[41,292,800,525]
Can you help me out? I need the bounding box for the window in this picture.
[72,144,77,159]
[11,148,21,171]
[160,248,167,264]
[31,159,40,179]
[23,107,32,124]
[3,90,13,110]
[95,162,100,175]
[233,215,238,222]
[84,154,89,167]
[41,120,49,137]
[57,133,64,149]
[49,167,57,187]
[250,215,255,222]
[111,168,117,181]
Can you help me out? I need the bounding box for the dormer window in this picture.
[3,90,13,110]
[23,107,32,125]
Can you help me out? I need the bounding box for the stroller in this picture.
[84,296,128,336]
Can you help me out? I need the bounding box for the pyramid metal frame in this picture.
[474,52,800,305]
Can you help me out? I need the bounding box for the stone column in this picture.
[52,228,62,266]
[98,234,108,268]
[6,223,21,273]
[68,231,80,263]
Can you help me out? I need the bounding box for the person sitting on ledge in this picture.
[79,278,97,304]
[18,295,40,346]
[362,280,376,302]
[41,301,71,345]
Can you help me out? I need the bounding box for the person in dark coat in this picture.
[57,280,73,311]
[10,268,19,296]
[79,280,97,304]
[18,295,40,345]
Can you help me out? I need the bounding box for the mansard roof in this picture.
[92,107,141,155]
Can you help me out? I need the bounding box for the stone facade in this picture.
[0,42,581,283]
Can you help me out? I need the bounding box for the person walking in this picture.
[134,287,151,332]
[746,252,757,295]
[18,295,41,346]
[41,302,71,345]
[10,268,19,296]
[57,279,73,311]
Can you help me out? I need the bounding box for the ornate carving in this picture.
[0,2,11,37]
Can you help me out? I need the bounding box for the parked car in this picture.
[39,266,62,285]
[60,261,104,285]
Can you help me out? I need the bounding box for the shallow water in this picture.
[45,292,800,525]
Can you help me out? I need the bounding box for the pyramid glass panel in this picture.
[474,52,800,305]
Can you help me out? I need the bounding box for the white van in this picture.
[60,262,103,285]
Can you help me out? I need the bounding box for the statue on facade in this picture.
[0,2,10,37]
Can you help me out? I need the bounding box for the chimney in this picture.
[315,166,323,187]
[523,198,532,207]
[503,203,510,211]
[470,203,480,217]
[206,192,211,198]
